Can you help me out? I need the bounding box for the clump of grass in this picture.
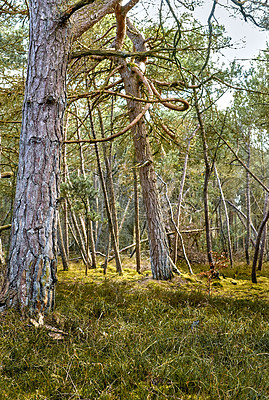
[0,262,268,399]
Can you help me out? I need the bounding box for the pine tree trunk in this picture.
[0,1,72,313]
[120,67,173,280]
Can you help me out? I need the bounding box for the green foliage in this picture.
[61,172,98,220]
[0,263,268,400]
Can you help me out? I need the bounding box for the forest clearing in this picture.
[0,259,268,399]
[0,0,269,398]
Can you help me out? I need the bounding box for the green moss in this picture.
[0,261,268,399]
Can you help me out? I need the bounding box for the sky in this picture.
[193,1,268,107]
[193,1,268,63]
[128,0,268,108]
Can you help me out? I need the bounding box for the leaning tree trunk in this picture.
[0,1,72,313]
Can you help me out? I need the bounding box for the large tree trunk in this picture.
[0,1,72,313]
[0,0,120,314]
[115,14,176,280]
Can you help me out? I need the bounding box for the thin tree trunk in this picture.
[75,112,97,271]
[173,128,197,264]
[88,106,122,274]
[0,135,4,266]
[97,108,120,249]
[258,191,269,271]
[225,200,257,240]
[119,196,132,235]
[252,208,269,283]
[62,117,69,259]
[57,214,69,271]
[103,228,110,275]
[69,209,88,265]
[68,217,87,266]
[245,142,251,265]
[133,166,141,273]
[0,238,4,266]
[194,93,214,269]
[214,166,233,267]
[218,202,227,253]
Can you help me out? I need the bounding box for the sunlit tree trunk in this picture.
[0,0,120,313]
[0,1,72,313]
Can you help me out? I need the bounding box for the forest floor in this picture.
[0,258,268,400]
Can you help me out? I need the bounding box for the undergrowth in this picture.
[0,261,268,400]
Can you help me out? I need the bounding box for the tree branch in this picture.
[60,0,95,23]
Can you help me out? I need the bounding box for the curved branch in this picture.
[149,80,189,111]
[65,101,150,144]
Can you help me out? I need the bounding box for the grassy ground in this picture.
[0,259,268,400]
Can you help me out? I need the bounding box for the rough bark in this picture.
[0,1,72,313]
[119,35,174,280]
[0,0,121,314]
